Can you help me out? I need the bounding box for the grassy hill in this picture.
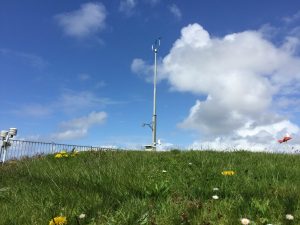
[0,150,299,225]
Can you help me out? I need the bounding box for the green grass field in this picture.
[0,150,299,225]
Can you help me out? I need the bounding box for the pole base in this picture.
[144,145,155,151]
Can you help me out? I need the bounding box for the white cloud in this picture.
[119,0,160,15]
[290,26,300,37]
[13,104,52,117]
[283,10,300,23]
[95,80,107,88]
[57,90,117,113]
[189,138,300,153]
[276,96,300,112]
[169,4,182,20]
[53,111,107,140]
[78,73,91,81]
[132,23,300,149]
[53,129,88,141]
[281,36,300,54]
[14,90,117,118]
[131,58,153,81]
[60,111,107,130]
[144,0,160,6]
[0,48,48,69]
[236,120,299,141]
[119,0,137,15]
[131,58,167,82]
[55,2,107,39]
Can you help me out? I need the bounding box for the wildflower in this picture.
[71,150,79,157]
[286,214,294,220]
[78,213,86,219]
[188,162,193,165]
[55,150,69,158]
[221,170,235,176]
[213,187,219,191]
[55,153,63,158]
[49,216,67,225]
[240,218,250,225]
[71,147,79,156]
[162,170,167,173]
[60,151,69,157]
[212,195,219,200]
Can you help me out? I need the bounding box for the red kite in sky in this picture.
[278,133,292,143]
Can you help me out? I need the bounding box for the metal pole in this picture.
[152,38,160,151]
[2,138,9,164]
[152,47,157,151]
[0,145,3,163]
[2,145,7,164]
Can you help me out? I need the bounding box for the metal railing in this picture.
[0,139,116,162]
[1,139,299,163]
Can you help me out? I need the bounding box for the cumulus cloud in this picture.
[53,111,107,140]
[119,0,137,15]
[55,2,107,38]
[131,58,167,82]
[131,58,153,81]
[132,23,300,149]
[169,4,182,20]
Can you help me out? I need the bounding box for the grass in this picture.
[0,150,299,225]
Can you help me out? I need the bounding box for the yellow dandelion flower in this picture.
[71,150,79,157]
[56,150,69,157]
[221,170,235,176]
[49,216,67,225]
[55,153,63,158]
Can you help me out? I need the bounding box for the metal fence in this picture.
[1,139,299,163]
[1,139,116,162]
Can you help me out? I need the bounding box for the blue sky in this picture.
[1,0,300,150]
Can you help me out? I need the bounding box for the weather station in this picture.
[143,38,161,151]
[0,128,18,164]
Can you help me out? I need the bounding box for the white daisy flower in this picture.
[286,214,294,220]
[240,218,250,225]
[162,170,167,173]
[213,187,219,191]
[212,195,219,200]
[79,213,86,219]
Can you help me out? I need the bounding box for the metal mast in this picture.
[151,38,160,151]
